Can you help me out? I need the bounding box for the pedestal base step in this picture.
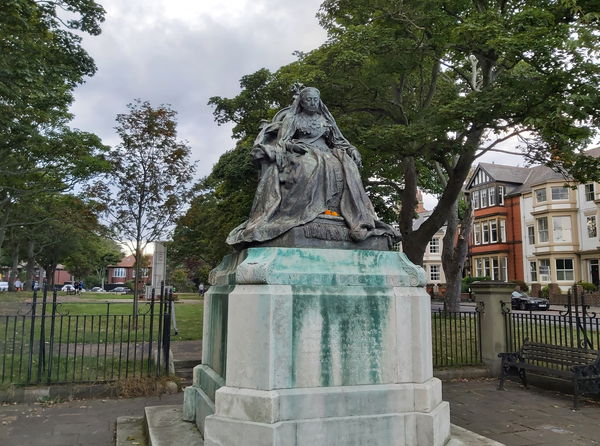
[143,406,203,446]
[116,407,501,446]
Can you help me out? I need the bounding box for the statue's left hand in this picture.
[350,149,363,169]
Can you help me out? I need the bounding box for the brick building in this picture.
[107,254,152,285]
[466,163,528,282]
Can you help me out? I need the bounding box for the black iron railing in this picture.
[431,309,482,367]
[0,286,174,385]
[503,285,600,353]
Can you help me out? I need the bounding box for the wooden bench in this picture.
[498,340,600,409]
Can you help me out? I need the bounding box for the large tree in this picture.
[0,0,108,259]
[94,100,196,312]
[193,0,599,291]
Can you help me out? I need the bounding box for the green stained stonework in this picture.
[209,247,425,287]
[185,247,429,434]
[290,286,392,387]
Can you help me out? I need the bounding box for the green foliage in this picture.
[0,0,108,259]
[169,268,195,292]
[461,276,490,293]
[92,100,196,294]
[63,236,123,284]
[578,281,597,292]
[173,0,600,274]
[540,285,550,298]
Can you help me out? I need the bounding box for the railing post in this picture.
[470,281,514,376]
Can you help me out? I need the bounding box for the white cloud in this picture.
[70,0,327,177]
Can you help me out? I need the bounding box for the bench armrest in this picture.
[572,362,600,377]
[498,352,522,363]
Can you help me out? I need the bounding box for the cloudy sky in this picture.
[70,0,530,210]
[70,0,328,175]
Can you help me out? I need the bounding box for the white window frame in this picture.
[481,188,488,207]
[535,188,547,203]
[482,221,490,244]
[498,186,505,205]
[539,259,551,282]
[474,223,481,245]
[537,217,549,243]
[585,183,595,201]
[501,257,508,281]
[527,225,535,245]
[484,258,491,277]
[488,187,496,206]
[429,238,440,254]
[529,261,537,282]
[472,190,480,209]
[429,264,441,281]
[552,216,572,243]
[551,186,569,201]
[556,258,574,281]
[476,258,484,277]
[492,257,500,280]
[499,219,506,242]
[490,220,498,243]
[113,268,126,278]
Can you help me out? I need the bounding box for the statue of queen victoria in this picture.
[226,86,399,249]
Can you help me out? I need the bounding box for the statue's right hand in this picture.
[285,141,307,154]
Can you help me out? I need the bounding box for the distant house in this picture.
[465,163,528,283]
[54,265,74,286]
[466,148,600,292]
[107,254,152,285]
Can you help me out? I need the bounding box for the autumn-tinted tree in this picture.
[95,100,196,312]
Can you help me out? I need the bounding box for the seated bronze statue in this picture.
[226,87,399,249]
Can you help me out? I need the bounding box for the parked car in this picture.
[110,286,131,294]
[61,284,76,292]
[511,292,550,311]
[0,281,8,291]
[90,286,106,292]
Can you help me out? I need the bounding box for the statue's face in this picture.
[300,91,319,113]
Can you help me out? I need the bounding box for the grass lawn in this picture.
[0,298,202,386]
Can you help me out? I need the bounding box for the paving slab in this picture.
[0,393,182,446]
[1,378,599,445]
[445,378,600,445]
[116,416,146,446]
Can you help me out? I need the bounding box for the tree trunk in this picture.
[441,198,473,312]
[25,239,36,291]
[44,265,57,289]
[0,208,9,263]
[8,241,20,291]
[397,149,479,267]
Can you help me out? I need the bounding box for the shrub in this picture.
[578,281,597,292]
[461,276,491,293]
[540,285,550,299]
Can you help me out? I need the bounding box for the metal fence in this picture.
[431,309,482,368]
[0,287,174,386]
[504,286,600,353]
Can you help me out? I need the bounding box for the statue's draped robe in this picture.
[227,107,392,246]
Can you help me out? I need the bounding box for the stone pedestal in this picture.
[183,247,451,445]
